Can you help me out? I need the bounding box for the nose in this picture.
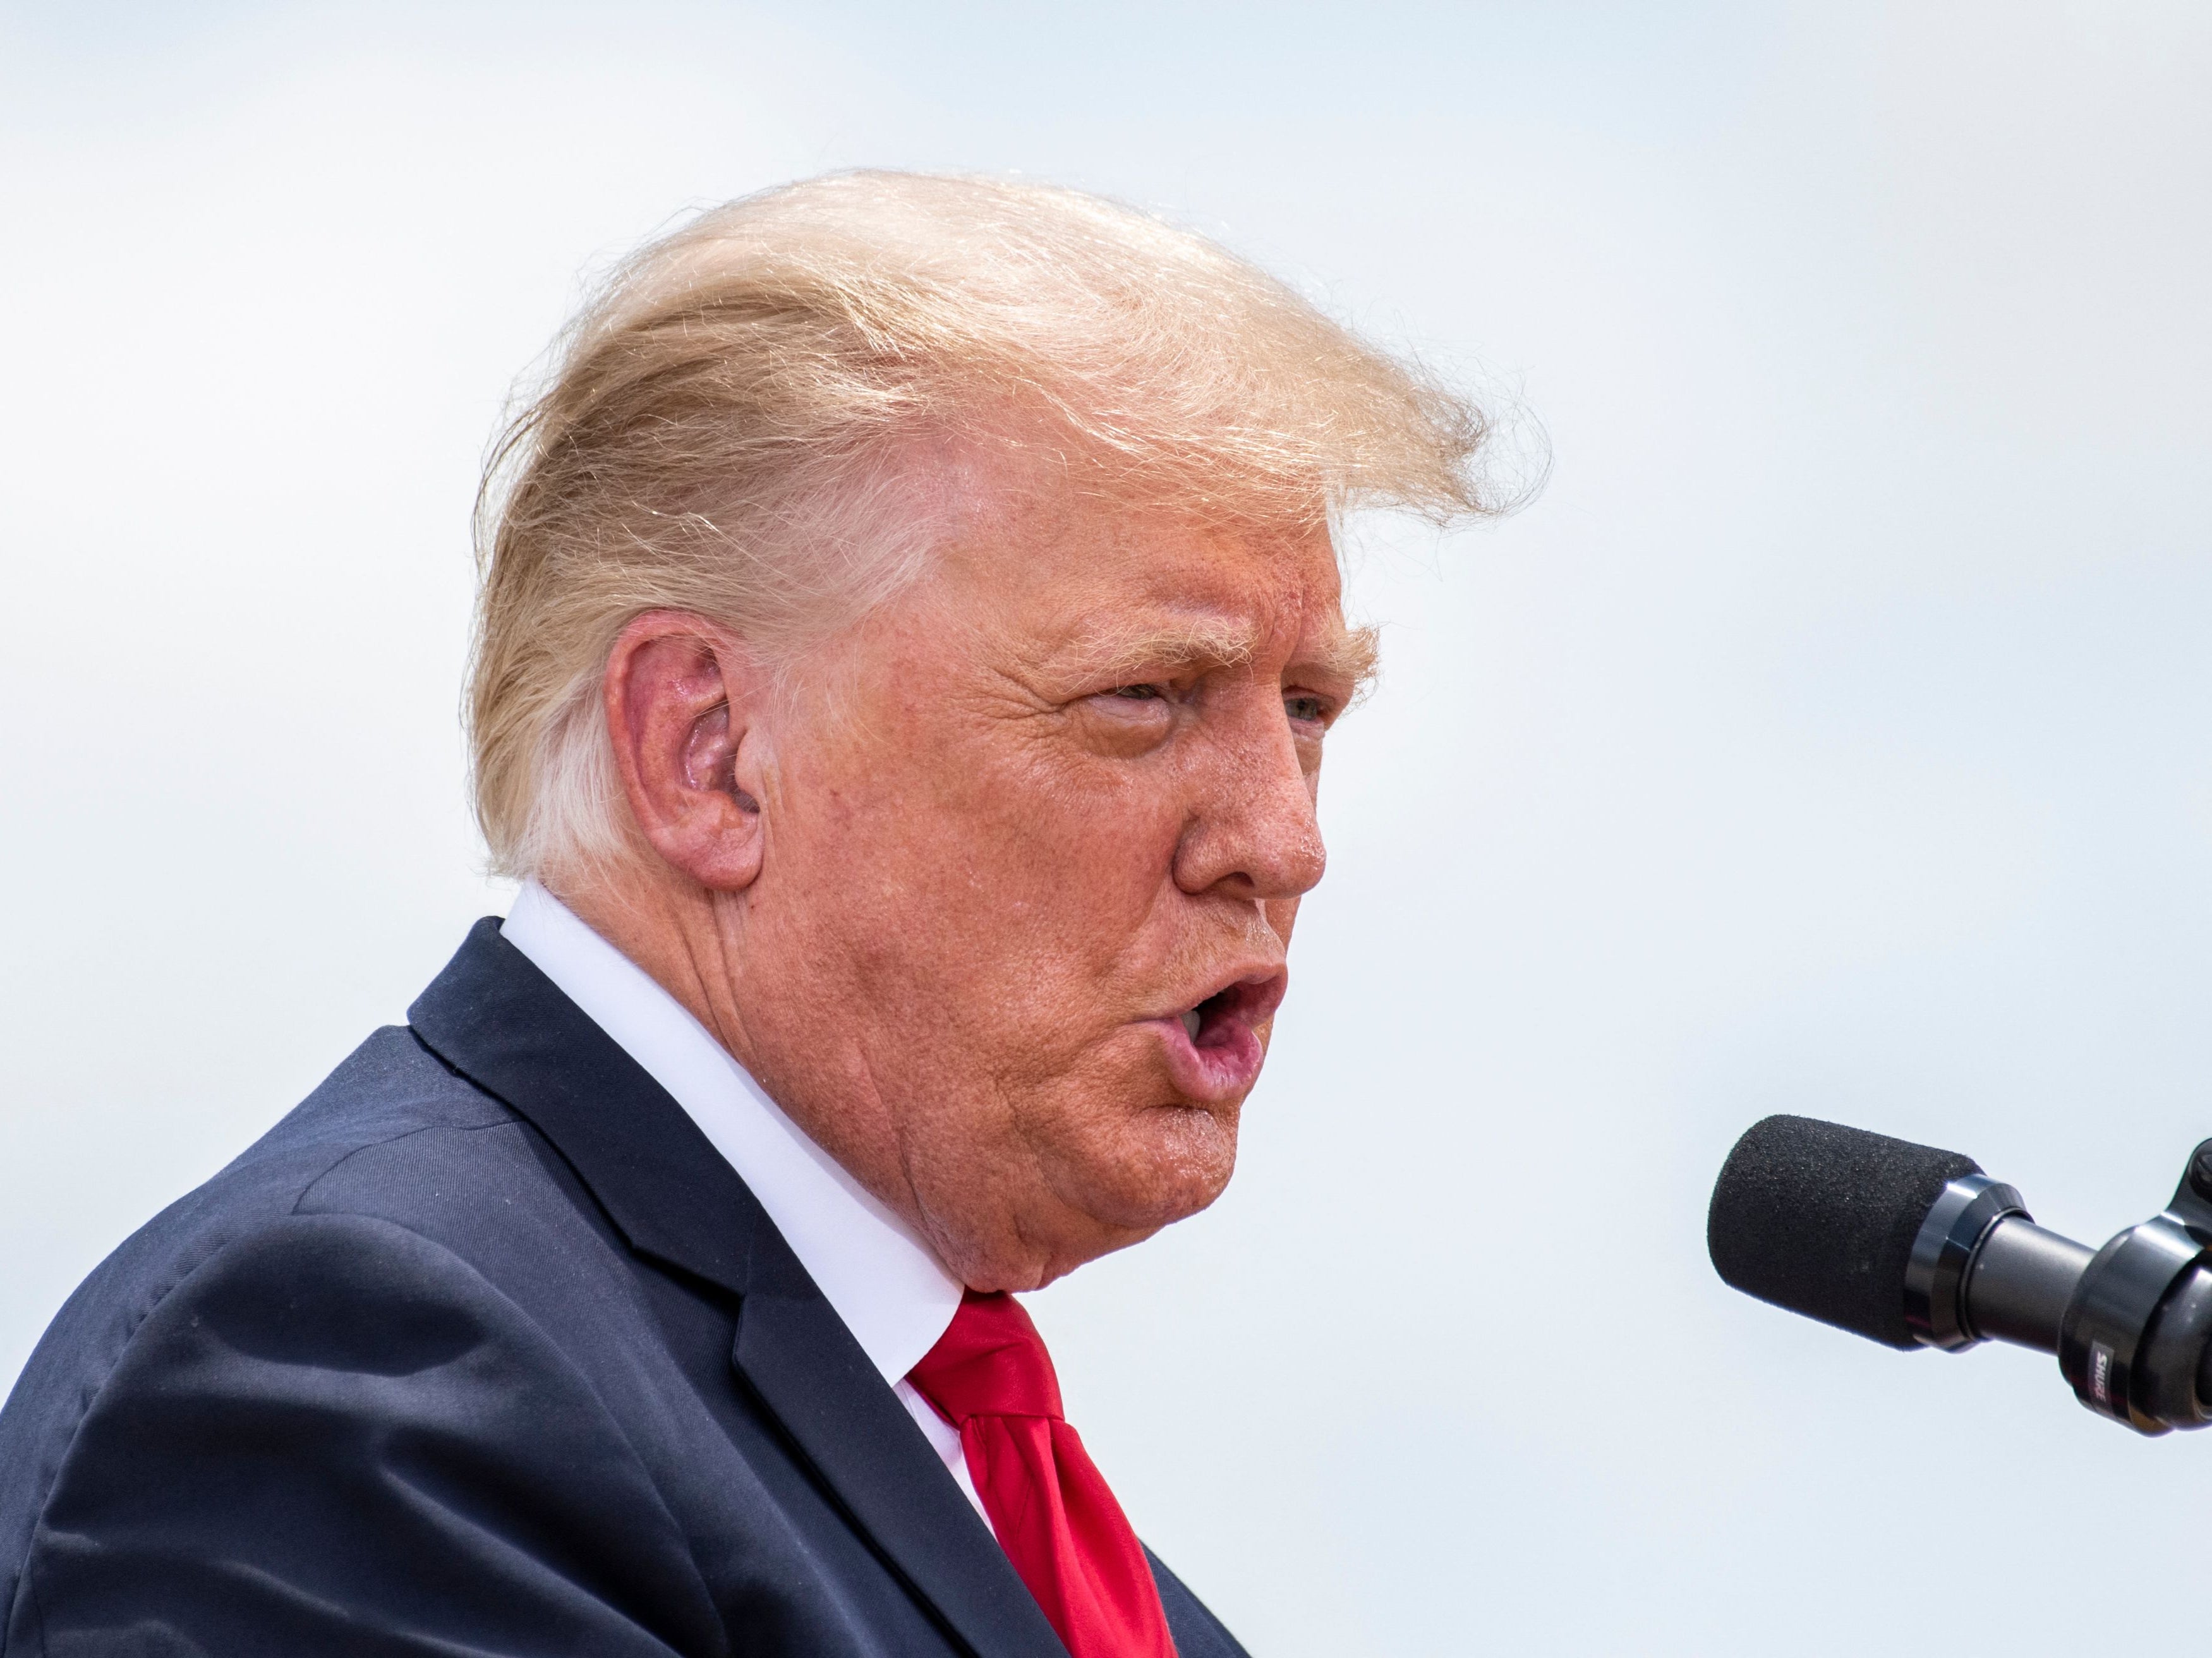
[1170,701,1327,902]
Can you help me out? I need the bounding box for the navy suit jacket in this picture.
[0,920,1250,1656]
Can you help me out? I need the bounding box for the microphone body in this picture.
[1962,1215,2093,1350]
[1709,1115,2212,1435]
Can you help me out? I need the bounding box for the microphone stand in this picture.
[1907,1139,2212,1435]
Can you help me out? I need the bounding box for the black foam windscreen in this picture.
[1708,1115,1982,1349]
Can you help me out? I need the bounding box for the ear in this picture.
[602,610,772,892]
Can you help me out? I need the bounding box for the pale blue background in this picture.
[4,4,2210,1652]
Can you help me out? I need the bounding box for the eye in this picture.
[1284,691,1331,725]
[1077,679,1176,754]
[1080,681,1175,724]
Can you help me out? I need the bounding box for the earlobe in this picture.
[603,612,771,893]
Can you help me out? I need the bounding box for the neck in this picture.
[537,858,1097,1295]
[543,858,953,1269]
[547,861,752,1068]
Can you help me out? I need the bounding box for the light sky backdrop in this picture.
[4,4,2211,1653]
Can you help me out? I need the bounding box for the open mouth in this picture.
[1150,972,1287,1102]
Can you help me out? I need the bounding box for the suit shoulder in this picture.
[236,1020,519,1171]
[0,1025,538,1605]
[3,1213,719,1653]
[33,1024,520,1336]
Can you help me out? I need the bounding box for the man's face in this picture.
[730,486,1368,1288]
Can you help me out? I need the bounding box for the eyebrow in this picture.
[1067,616,1380,694]
[1314,623,1381,693]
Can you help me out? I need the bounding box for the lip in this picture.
[1142,968,1288,1103]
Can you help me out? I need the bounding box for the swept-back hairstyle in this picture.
[470,169,1506,880]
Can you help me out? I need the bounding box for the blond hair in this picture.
[470,170,1506,880]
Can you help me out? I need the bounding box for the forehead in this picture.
[936,487,1353,674]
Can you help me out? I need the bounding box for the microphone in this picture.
[1708,1115,2212,1435]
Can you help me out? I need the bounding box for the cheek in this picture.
[901,735,1186,959]
[784,738,1181,1048]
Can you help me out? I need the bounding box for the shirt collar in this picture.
[500,881,963,1384]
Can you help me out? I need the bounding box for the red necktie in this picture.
[907,1290,1178,1658]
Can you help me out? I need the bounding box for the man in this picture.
[0,172,1495,1654]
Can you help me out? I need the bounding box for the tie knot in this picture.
[908,1290,1065,1424]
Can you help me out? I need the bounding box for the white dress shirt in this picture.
[501,881,985,1516]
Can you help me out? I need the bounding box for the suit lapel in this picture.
[409,919,1065,1658]
[733,1288,1070,1658]
[408,918,760,1293]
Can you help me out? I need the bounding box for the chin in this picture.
[944,1127,1238,1292]
[1063,1100,1241,1235]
